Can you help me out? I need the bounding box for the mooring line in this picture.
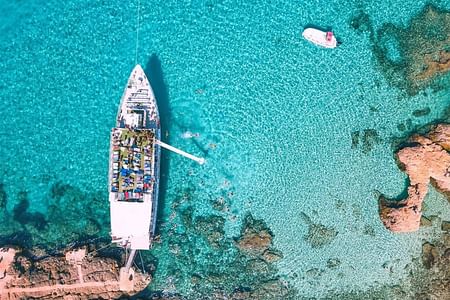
[135,0,141,65]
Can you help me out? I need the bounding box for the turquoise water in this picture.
[1,0,450,298]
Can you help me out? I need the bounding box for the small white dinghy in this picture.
[302,28,338,49]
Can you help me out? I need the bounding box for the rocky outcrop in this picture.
[379,124,450,232]
[367,5,450,95]
[422,242,439,269]
[413,227,450,299]
[0,247,150,300]
[300,212,338,248]
[442,221,450,232]
[236,219,272,255]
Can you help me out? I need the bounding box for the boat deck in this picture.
[109,64,161,250]
[110,128,156,202]
[117,67,159,129]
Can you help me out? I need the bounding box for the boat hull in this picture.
[109,65,160,250]
[302,28,337,49]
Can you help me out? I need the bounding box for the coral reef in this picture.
[350,5,450,95]
[300,212,337,248]
[0,246,150,299]
[0,181,110,249]
[144,189,297,300]
[412,107,431,117]
[411,224,450,299]
[235,214,273,255]
[322,219,450,299]
[379,124,450,232]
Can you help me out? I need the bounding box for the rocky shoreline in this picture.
[374,122,450,299]
[0,245,150,300]
[412,219,450,299]
[379,123,450,232]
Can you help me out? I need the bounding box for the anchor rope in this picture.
[86,242,113,257]
[139,250,145,274]
[135,0,141,65]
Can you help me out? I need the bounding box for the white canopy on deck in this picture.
[109,193,153,250]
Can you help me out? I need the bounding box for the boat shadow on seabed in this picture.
[144,54,171,238]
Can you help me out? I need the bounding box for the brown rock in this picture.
[379,185,424,232]
[262,250,283,263]
[379,124,450,232]
[236,215,273,255]
[0,247,150,299]
[428,124,450,151]
[442,221,450,232]
[422,242,439,269]
[444,248,450,259]
[237,229,272,254]
[420,216,432,226]
[414,50,450,83]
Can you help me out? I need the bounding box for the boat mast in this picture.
[156,139,206,165]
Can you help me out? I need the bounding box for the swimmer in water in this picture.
[181,131,200,139]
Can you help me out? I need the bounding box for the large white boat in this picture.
[109,65,205,273]
[109,64,161,251]
[302,28,338,49]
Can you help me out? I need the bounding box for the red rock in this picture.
[379,124,450,232]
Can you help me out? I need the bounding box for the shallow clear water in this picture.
[1,0,450,298]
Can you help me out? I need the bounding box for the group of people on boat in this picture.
[110,128,156,201]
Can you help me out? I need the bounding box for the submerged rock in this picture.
[0,181,110,250]
[300,213,337,248]
[350,129,382,153]
[194,215,225,248]
[414,236,450,297]
[420,216,432,227]
[326,258,341,268]
[368,5,450,95]
[412,107,431,117]
[235,214,273,256]
[442,221,450,232]
[422,242,438,269]
[149,194,297,299]
[262,249,283,263]
[379,124,450,232]
[349,10,373,34]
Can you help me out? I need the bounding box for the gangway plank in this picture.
[155,139,205,165]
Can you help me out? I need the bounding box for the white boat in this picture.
[109,64,161,251]
[302,28,338,49]
[108,65,205,272]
